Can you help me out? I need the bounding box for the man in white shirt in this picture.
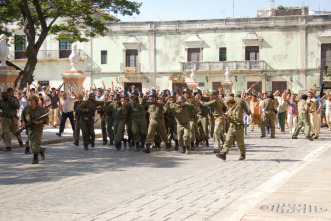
[56,91,77,137]
[41,86,51,106]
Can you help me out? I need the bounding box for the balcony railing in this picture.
[180,60,265,71]
[120,63,141,72]
[8,49,86,61]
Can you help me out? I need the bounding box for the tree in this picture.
[0,0,142,89]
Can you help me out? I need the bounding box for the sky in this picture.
[115,0,331,22]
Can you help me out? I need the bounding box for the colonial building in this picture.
[6,9,331,94]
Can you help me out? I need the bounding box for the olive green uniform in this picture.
[234,97,249,114]
[197,97,210,141]
[0,97,23,148]
[167,102,194,147]
[292,99,311,138]
[185,99,199,144]
[166,106,178,141]
[261,98,277,138]
[201,98,227,151]
[105,101,114,144]
[128,97,148,143]
[145,102,169,145]
[77,100,103,148]
[73,100,83,142]
[221,104,246,155]
[104,102,128,145]
[21,106,49,154]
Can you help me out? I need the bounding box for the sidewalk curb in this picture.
[1,133,102,151]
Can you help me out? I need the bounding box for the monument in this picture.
[186,69,198,90]
[221,66,234,94]
[0,34,20,91]
[62,44,86,94]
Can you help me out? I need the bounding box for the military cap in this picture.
[78,94,83,98]
[1,91,8,96]
[236,92,242,97]
[149,89,156,94]
[225,97,235,103]
[183,87,191,94]
[131,90,139,96]
[228,93,234,97]
[170,91,177,98]
[267,92,273,96]
[6,87,13,93]
[88,93,95,98]
[193,88,202,95]
[104,92,109,96]
[28,94,39,101]
[121,91,128,98]
[148,90,157,98]
[109,92,114,96]
[113,94,121,100]
[177,96,186,102]
[161,90,168,96]
[208,90,218,96]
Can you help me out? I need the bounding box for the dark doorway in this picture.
[212,82,223,94]
[247,81,262,93]
[172,83,188,95]
[272,81,287,93]
[124,82,142,93]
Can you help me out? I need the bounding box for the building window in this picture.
[245,46,259,61]
[14,35,27,59]
[321,44,331,67]
[59,40,72,58]
[101,50,107,64]
[219,47,226,61]
[125,49,138,68]
[187,48,201,62]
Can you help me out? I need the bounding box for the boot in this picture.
[128,139,132,147]
[73,141,79,146]
[91,141,95,148]
[25,147,31,154]
[143,144,150,154]
[190,141,195,151]
[216,152,226,161]
[31,154,39,164]
[185,146,190,154]
[155,142,161,150]
[115,142,121,151]
[205,139,209,147]
[174,139,179,151]
[40,148,46,160]
[4,147,11,152]
[181,146,186,154]
[84,145,89,150]
[123,139,127,148]
[130,139,135,147]
[19,141,24,148]
[166,142,171,150]
[140,141,145,150]
[109,140,113,146]
[102,140,107,145]
[134,142,141,152]
[239,155,246,160]
[306,136,314,141]
[195,138,199,147]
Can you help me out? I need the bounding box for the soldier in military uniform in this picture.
[21,95,49,164]
[105,92,114,145]
[128,90,148,151]
[194,89,210,146]
[261,92,277,138]
[0,88,23,152]
[166,96,194,154]
[183,87,199,150]
[196,90,227,153]
[167,91,179,150]
[234,92,250,115]
[122,92,133,147]
[76,93,104,150]
[104,94,128,150]
[73,94,84,146]
[292,94,314,141]
[216,97,246,161]
[144,90,171,153]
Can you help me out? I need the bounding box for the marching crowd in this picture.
[1,82,331,164]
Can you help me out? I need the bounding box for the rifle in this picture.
[15,112,52,135]
[77,106,104,114]
[247,80,261,93]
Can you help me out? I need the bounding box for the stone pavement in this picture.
[0,128,330,221]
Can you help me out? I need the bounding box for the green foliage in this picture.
[0,0,142,42]
[277,5,285,10]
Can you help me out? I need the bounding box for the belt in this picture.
[230,124,244,129]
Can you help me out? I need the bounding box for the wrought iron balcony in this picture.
[120,63,141,72]
[180,60,265,71]
[8,49,86,61]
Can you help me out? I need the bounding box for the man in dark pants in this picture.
[56,91,76,137]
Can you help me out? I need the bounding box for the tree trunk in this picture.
[17,52,38,90]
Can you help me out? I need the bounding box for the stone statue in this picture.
[69,44,79,71]
[190,69,195,82]
[225,66,230,81]
[0,34,9,66]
